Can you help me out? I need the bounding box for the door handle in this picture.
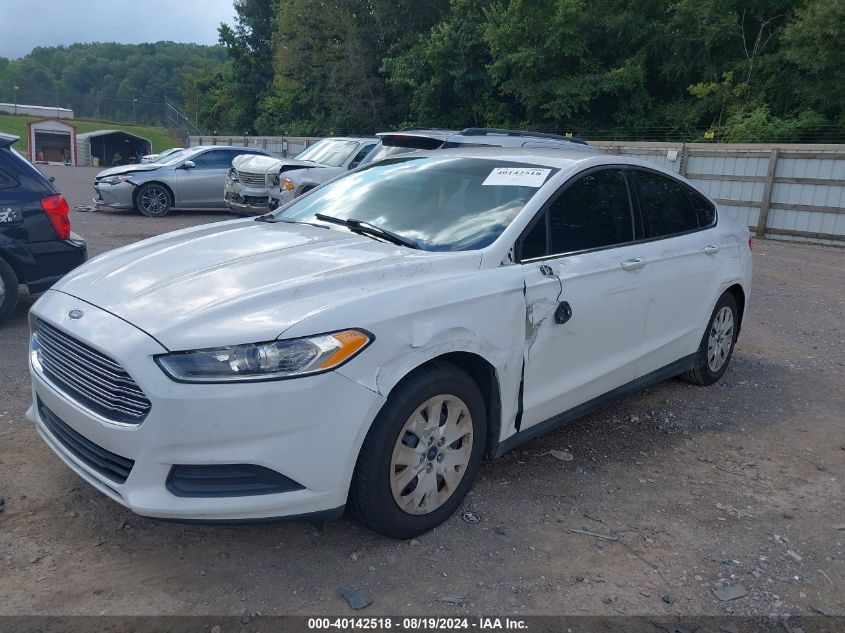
[620,258,646,271]
[704,244,720,255]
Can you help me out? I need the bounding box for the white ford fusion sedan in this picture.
[27,147,752,538]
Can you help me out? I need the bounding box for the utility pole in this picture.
[55,85,59,118]
[13,85,18,115]
[133,98,137,125]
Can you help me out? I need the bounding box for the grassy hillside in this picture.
[0,114,181,154]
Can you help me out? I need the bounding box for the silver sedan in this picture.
[94,145,272,217]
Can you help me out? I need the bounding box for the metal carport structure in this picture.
[76,130,152,167]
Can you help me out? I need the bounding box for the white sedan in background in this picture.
[139,147,185,163]
[28,147,751,538]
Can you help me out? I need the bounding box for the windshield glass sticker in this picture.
[482,167,551,187]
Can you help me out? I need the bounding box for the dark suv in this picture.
[361,127,595,164]
[0,133,86,323]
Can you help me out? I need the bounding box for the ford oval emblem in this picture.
[68,309,84,320]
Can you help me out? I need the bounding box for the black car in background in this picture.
[0,133,86,323]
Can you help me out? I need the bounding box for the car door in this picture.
[175,149,237,208]
[518,167,650,430]
[628,169,727,376]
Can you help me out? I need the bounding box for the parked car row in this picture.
[25,128,752,537]
[91,128,595,217]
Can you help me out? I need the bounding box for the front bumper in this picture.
[93,181,136,210]
[27,290,385,521]
[224,180,280,216]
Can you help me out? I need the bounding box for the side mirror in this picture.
[182,160,196,169]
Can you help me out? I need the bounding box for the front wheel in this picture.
[681,292,739,386]
[351,363,487,539]
[135,183,172,217]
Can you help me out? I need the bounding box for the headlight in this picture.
[155,329,372,383]
[269,174,280,187]
[99,174,134,185]
[282,177,295,191]
[227,167,239,182]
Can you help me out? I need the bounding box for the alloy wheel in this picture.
[390,395,473,515]
[707,306,734,372]
[140,187,169,215]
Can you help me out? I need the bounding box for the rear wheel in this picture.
[352,363,486,539]
[0,258,20,324]
[681,292,739,386]
[135,183,172,217]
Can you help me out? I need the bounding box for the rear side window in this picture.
[635,170,700,238]
[687,187,716,227]
[0,167,18,189]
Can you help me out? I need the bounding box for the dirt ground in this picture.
[0,165,843,617]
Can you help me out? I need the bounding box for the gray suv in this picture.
[94,145,272,217]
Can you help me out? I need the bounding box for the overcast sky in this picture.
[0,0,236,59]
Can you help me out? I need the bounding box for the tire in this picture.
[134,183,172,217]
[351,362,487,539]
[0,257,20,324]
[681,292,739,386]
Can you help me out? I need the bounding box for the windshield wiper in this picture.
[314,213,420,249]
[254,215,328,228]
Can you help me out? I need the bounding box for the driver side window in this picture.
[191,150,234,169]
[519,168,635,260]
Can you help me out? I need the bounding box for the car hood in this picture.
[232,153,320,174]
[95,163,163,179]
[50,220,481,350]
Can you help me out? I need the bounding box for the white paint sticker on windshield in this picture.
[482,167,551,187]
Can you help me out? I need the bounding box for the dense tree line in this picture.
[0,42,227,126]
[194,0,844,141]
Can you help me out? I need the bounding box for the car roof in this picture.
[397,145,602,168]
[0,132,20,148]
[406,146,700,187]
[318,136,378,143]
[375,127,592,152]
[377,129,460,141]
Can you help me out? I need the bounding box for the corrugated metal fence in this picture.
[190,136,845,247]
[190,135,320,159]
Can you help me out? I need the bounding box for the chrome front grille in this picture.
[34,320,151,424]
[236,170,267,186]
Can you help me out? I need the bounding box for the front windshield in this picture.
[294,139,359,167]
[277,156,557,251]
[154,148,188,164]
[159,148,201,166]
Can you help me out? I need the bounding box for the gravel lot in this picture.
[0,165,843,617]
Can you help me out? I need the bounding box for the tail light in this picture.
[40,194,71,240]
[748,236,753,251]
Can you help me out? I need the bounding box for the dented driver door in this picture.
[516,167,650,432]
